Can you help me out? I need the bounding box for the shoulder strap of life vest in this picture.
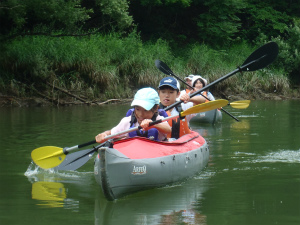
[128,111,159,140]
[202,91,210,103]
[159,102,183,113]
[161,102,190,139]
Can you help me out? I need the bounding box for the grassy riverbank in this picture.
[1,33,298,107]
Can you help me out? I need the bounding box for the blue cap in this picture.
[131,87,160,111]
[158,77,179,90]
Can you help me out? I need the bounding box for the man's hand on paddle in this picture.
[179,93,191,104]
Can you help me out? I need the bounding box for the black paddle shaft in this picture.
[164,42,278,112]
[64,140,97,154]
[78,140,96,148]
[155,60,195,90]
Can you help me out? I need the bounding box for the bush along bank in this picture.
[0,34,298,107]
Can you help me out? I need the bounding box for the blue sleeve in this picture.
[158,109,168,118]
[125,108,134,117]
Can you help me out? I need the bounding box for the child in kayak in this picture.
[158,76,206,139]
[95,87,171,143]
[192,75,215,101]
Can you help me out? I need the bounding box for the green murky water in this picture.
[0,100,299,225]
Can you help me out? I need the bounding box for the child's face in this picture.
[158,87,180,107]
[195,80,203,90]
[134,106,155,124]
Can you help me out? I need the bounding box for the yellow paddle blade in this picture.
[31,146,66,169]
[181,99,228,116]
[230,100,251,109]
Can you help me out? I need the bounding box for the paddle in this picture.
[32,99,229,170]
[54,146,101,171]
[155,59,194,90]
[229,100,250,109]
[31,140,97,169]
[155,59,244,121]
[157,41,278,112]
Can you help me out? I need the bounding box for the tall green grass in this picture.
[0,32,291,101]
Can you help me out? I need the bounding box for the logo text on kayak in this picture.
[132,165,147,175]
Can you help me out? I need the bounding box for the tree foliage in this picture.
[196,0,245,46]
[0,0,91,34]
[0,0,133,36]
[98,0,133,30]
[0,0,300,81]
[1,0,299,43]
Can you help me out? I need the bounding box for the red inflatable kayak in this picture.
[94,131,209,200]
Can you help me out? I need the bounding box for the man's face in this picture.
[158,87,180,107]
[186,79,192,90]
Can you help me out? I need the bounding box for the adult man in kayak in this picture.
[158,77,206,139]
[95,87,171,142]
[181,74,194,95]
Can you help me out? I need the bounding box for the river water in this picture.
[0,100,299,225]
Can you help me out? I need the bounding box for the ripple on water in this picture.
[237,149,300,164]
[238,114,261,118]
[251,149,300,164]
[24,161,93,183]
[214,150,300,173]
[194,171,216,179]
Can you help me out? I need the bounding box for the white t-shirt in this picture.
[111,115,168,141]
[207,92,215,101]
[179,89,188,97]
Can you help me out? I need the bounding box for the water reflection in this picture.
[25,161,210,225]
[32,182,66,208]
[25,163,92,211]
[24,146,300,225]
[94,177,209,225]
[229,119,250,130]
[191,123,223,138]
